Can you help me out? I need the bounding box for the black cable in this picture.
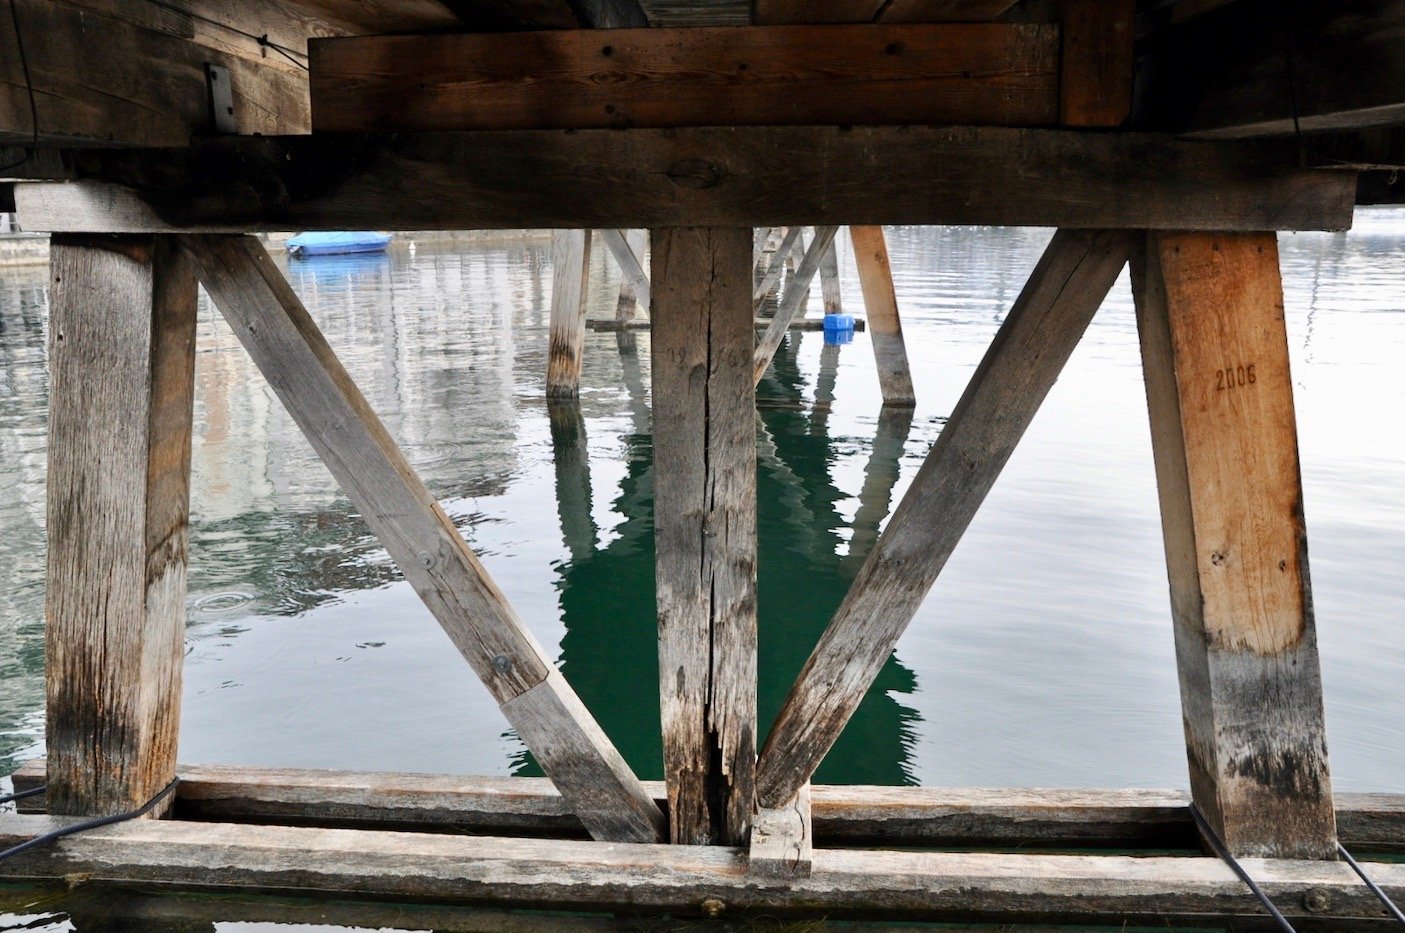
[0,778,178,864]
[0,0,39,175]
[1338,842,1405,926]
[142,0,309,70]
[0,785,45,805]
[1189,804,1298,933]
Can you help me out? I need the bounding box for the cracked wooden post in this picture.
[185,235,663,844]
[1132,231,1337,860]
[547,229,593,399]
[756,230,1132,809]
[850,225,916,407]
[750,784,813,878]
[651,227,758,846]
[45,234,197,817]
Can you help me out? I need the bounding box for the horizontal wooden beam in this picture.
[11,127,1356,232]
[587,318,867,332]
[309,25,1059,132]
[753,0,1020,25]
[1135,0,1405,138]
[0,812,1401,925]
[0,0,310,148]
[11,761,1405,852]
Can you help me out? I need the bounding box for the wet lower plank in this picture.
[11,761,1405,852]
[0,814,1400,926]
[588,318,866,332]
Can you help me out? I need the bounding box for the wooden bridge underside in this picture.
[3,0,1405,927]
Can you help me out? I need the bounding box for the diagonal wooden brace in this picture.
[182,234,664,843]
[753,225,840,385]
[755,229,1133,808]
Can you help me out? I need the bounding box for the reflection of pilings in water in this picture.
[547,400,598,562]
[614,330,651,432]
[808,342,841,436]
[842,406,916,576]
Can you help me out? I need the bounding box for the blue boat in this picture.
[287,231,393,258]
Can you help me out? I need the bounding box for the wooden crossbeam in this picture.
[309,25,1059,132]
[756,230,1132,809]
[181,235,662,843]
[753,0,1020,25]
[651,227,758,845]
[753,226,840,385]
[1132,231,1337,859]
[13,129,1356,232]
[0,813,1401,926]
[43,235,196,817]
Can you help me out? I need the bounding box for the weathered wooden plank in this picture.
[754,0,1019,24]
[1058,0,1133,126]
[650,227,757,846]
[1131,231,1336,860]
[571,0,650,27]
[880,0,1022,22]
[546,230,593,399]
[1135,0,1405,138]
[750,785,813,878]
[599,229,650,319]
[181,235,661,843]
[588,317,867,333]
[753,0,883,25]
[17,128,1357,232]
[849,225,915,407]
[753,225,840,385]
[0,0,309,147]
[43,235,196,817]
[757,230,1132,809]
[13,759,1405,852]
[309,25,1060,132]
[818,236,843,315]
[0,814,1401,925]
[751,227,803,305]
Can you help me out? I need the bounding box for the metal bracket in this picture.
[205,64,237,135]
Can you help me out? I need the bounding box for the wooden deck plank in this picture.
[12,129,1357,233]
[0,814,1401,925]
[181,235,662,844]
[756,230,1132,810]
[309,25,1059,132]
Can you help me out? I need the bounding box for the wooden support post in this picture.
[183,235,663,843]
[44,235,197,817]
[819,236,843,315]
[600,228,650,320]
[1058,0,1134,127]
[850,225,916,407]
[1131,231,1337,860]
[749,784,813,879]
[650,227,758,846]
[753,226,840,386]
[547,230,593,399]
[756,230,1132,808]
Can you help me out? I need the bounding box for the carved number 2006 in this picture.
[1215,363,1256,391]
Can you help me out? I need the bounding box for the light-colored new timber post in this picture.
[45,234,197,816]
[850,225,916,407]
[184,235,663,843]
[1132,231,1337,860]
[756,230,1133,809]
[651,227,758,846]
[547,229,593,398]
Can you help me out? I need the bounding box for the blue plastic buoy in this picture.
[823,313,855,345]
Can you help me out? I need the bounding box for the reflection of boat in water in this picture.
[287,231,393,258]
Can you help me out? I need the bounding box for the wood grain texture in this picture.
[1132,231,1336,860]
[754,0,1019,24]
[0,0,309,147]
[750,784,812,878]
[0,814,1401,925]
[818,237,843,315]
[1058,0,1133,126]
[12,759,1405,852]
[182,235,660,843]
[20,128,1358,232]
[44,235,196,817]
[756,230,1132,808]
[651,227,757,846]
[1135,0,1405,137]
[309,25,1060,132]
[751,227,802,305]
[547,230,593,399]
[880,0,1021,22]
[589,318,867,333]
[753,226,839,385]
[849,225,915,406]
[600,229,650,319]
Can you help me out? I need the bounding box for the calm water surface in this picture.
[0,217,1403,930]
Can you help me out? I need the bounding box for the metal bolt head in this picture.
[699,897,725,918]
[1303,887,1333,912]
[416,550,436,569]
[491,655,513,674]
